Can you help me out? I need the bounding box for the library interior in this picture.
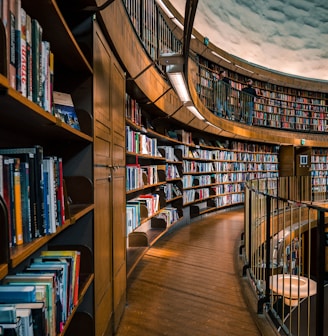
[0,0,327,335]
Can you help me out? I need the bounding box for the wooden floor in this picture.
[116,207,275,336]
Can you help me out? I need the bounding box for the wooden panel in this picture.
[111,61,126,167]
[110,59,127,331]
[93,23,113,336]
[112,168,127,331]
[279,145,295,177]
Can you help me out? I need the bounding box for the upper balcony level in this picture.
[96,0,328,148]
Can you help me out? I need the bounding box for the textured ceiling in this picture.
[171,0,328,81]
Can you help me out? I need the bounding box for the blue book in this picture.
[0,285,36,303]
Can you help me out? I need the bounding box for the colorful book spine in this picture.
[13,157,23,245]
[20,160,31,243]
[32,18,42,107]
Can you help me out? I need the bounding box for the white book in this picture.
[16,308,33,336]
[43,157,57,233]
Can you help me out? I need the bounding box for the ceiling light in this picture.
[235,64,254,73]
[167,69,191,103]
[171,18,184,31]
[155,0,174,19]
[211,51,231,64]
[186,105,205,120]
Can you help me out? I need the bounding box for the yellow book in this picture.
[13,158,23,245]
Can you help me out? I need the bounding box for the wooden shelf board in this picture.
[0,263,8,280]
[21,0,92,75]
[0,89,93,143]
[59,273,94,336]
[10,204,94,268]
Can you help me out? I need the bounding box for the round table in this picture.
[269,274,317,306]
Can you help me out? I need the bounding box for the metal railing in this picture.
[243,177,328,335]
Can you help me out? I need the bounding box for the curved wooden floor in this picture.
[116,208,277,336]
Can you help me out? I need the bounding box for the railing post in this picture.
[257,195,271,314]
[242,189,252,276]
[316,210,325,336]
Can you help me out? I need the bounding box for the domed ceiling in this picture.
[171,0,328,81]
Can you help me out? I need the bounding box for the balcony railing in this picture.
[243,177,328,335]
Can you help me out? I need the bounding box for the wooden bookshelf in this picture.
[0,0,126,335]
[197,57,328,132]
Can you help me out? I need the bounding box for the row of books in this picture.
[126,164,161,191]
[125,95,142,126]
[126,194,161,235]
[0,146,66,247]
[157,146,180,162]
[1,0,52,111]
[0,1,81,131]
[155,207,179,226]
[126,125,160,156]
[0,249,80,336]
[163,183,182,201]
[166,164,181,180]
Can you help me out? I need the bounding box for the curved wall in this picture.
[98,1,328,147]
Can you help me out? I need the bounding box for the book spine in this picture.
[19,161,31,243]
[32,18,42,106]
[43,157,56,233]
[8,0,16,88]
[57,158,65,226]
[49,51,54,115]
[73,251,80,306]
[20,6,27,97]
[25,13,32,101]
[42,170,49,235]
[14,0,21,92]
[13,158,23,245]
[41,40,50,112]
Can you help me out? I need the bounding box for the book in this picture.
[8,0,16,89]
[0,317,22,336]
[41,40,51,112]
[25,13,32,101]
[32,18,42,107]
[55,158,65,226]
[15,308,33,336]
[13,158,23,245]
[53,91,80,130]
[14,0,21,92]
[15,302,46,336]
[0,285,36,303]
[2,157,15,247]
[26,262,66,333]
[43,157,57,234]
[0,146,45,237]
[19,161,31,243]
[20,6,27,97]
[20,272,58,336]
[31,258,69,324]
[0,304,16,323]
[6,274,55,336]
[41,249,81,311]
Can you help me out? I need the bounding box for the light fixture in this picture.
[166,66,191,103]
[155,0,174,19]
[159,53,205,121]
[186,105,205,120]
[206,120,222,131]
[235,64,254,73]
[211,51,231,64]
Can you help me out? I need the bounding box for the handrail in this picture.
[243,177,328,335]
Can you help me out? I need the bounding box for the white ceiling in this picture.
[171,0,328,81]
